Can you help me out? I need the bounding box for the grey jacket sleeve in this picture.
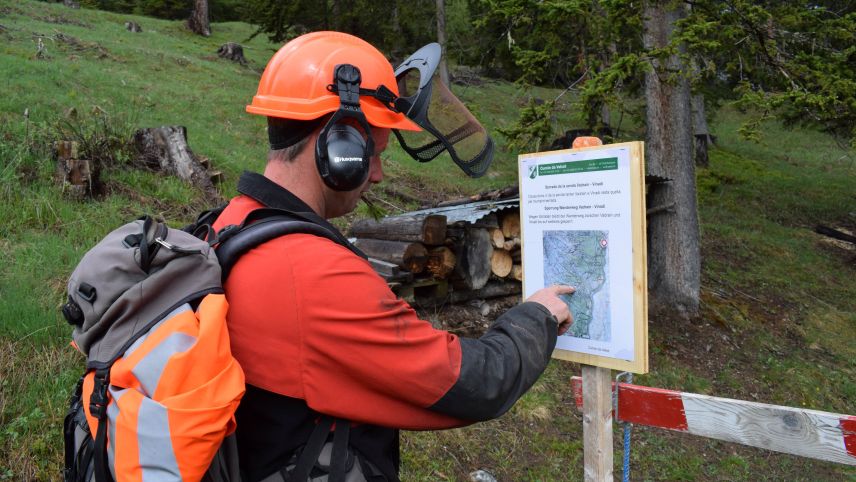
[428,301,558,421]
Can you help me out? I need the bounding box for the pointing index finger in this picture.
[553,285,576,295]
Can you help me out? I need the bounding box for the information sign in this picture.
[518,142,648,373]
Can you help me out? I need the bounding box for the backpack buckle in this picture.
[89,369,110,419]
[215,224,240,244]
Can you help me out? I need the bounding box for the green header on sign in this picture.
[537,157,618,176]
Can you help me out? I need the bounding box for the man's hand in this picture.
[526,285,575,335]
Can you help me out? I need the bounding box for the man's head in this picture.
[265,115,390,219]
[246,31,420,218]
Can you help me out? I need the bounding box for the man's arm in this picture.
[295,238,572,429]
[429,301,559,420]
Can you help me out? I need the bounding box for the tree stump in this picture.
[55,140,100,198]
[125,21,142,33]
[217,43,247,65]
[132,126,217,196]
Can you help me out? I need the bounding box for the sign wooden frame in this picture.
[518,141,648,374]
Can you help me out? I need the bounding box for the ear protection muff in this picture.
[316,124,369,191]
[316,64,375,191]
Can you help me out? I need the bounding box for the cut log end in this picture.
[490,249,513,278]
[427,246,456,279]
[503,237,520,250]
[501,211,521,238]
[489,228,505,249]
[421,215,448,245]
[354,238,428,274]
[452,228,492,290]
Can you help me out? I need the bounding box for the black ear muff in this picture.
[316,124,369,191]
[316,64,376,192]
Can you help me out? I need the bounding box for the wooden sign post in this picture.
[582,365,613,481]
[518,141,649,481]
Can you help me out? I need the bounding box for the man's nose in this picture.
[368,156,384,183]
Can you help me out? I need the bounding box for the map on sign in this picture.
[543,230,610,341]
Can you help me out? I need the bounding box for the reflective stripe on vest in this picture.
[81,294,244,482]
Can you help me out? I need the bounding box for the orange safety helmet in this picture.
[247,31,420,131]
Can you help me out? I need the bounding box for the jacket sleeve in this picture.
[292,237,558,430]
[428,302,558,421]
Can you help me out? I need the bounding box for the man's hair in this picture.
[267,116,327,163]
[268,136,312,163]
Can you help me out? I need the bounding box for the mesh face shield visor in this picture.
[392,43,494,178]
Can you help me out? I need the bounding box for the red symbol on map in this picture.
[600,239,608,248]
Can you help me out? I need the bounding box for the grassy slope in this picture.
[0,1,854,480]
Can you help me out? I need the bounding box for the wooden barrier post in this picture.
[582,365,613,481]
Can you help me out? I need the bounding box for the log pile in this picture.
[348,205,524,305]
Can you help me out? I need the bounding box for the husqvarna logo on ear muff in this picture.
[334,157,364,163]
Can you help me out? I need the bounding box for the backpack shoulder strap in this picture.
[184,203,229,234]
[215,209,353,281]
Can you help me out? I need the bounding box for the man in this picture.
[213,31,574,482]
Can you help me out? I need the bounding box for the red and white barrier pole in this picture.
[571,377,856,465]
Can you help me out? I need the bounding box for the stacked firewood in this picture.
[348,208,523,304]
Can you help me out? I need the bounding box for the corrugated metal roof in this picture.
[387,198,520,224]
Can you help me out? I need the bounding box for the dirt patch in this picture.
[35,14,92,28]
[813,223,856,265]
[415,294,522,338]
[33,31,113,60]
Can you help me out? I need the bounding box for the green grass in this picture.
[1,1,855,480]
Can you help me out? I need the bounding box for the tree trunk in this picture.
[691,93,711,168]
[436,0,451,88]
[187,0,211,37]
[643,1,700,317]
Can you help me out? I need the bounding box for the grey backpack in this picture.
[62,210,341,482]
